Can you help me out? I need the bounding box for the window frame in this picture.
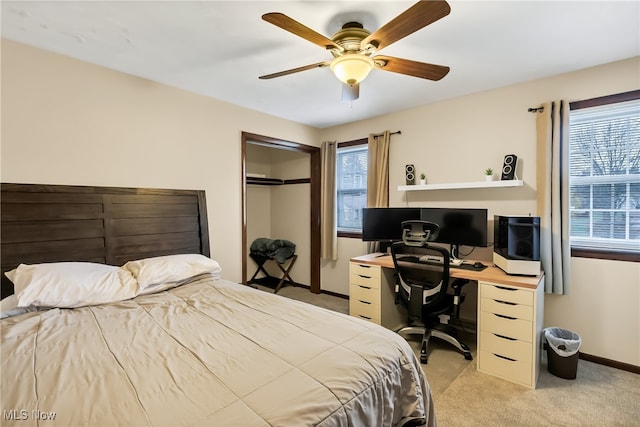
[568,89,640,262]
[336,138,368,239]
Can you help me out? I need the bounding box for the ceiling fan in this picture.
[259,0,451,101]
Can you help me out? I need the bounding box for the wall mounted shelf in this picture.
[398,179,524,192]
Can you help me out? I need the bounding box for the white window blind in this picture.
[336,145,367,232]
[569,98,640,251]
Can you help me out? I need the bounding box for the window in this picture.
[569,90,640,256]
[336,141,367,235]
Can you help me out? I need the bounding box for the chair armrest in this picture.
[451,279,470,318]
[450,279,470,296]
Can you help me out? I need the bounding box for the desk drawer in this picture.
[480,282,533,306]
[479,350,532,387]
[349,298,380,324]
[480,311,533,342]
[479,330,532,364]
[481,297,533,321]
[350,263,381,283]
[349,272,380,289]
[350,283,380,304]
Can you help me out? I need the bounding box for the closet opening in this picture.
[241,132,321,293]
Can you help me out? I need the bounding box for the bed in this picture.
[0,183,435,427]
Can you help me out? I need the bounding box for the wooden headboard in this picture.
[1,183,209,298]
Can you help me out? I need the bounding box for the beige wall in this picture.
[2,38,638,366]
[319,57,640,366]
[1,39,320,282]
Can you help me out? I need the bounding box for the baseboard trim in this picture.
[321,289,349,300]
[579,352,640,374]
[294,283,349,300]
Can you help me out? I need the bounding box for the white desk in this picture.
[349,253,545,389]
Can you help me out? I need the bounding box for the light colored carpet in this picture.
[264,285,640,426]
[254,283,350,315]
[406,328,478,399]
[435,356,640,426]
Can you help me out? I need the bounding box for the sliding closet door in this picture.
[245,144,274,278]
[268,150,311,287]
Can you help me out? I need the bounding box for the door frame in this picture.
[241,132,321,293]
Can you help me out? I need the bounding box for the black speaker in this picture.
[405,164,415,185]
[494,216,540,261]
[501,154,518,180]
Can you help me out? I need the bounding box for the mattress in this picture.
[1,276,434,426]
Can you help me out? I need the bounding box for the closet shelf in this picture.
[246,176,285,186]
[398,179,524,191]
[246,176,311,186]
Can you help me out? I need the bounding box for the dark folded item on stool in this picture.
[250,238,296,264]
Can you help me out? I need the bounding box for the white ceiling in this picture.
[2,1,639,128]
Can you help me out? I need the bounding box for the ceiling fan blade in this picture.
[361,0,451,51]
[374,55,450,81]
[263,13,342,51]
[259,61,331,80]
[342,83,360,102]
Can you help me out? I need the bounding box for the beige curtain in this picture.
[366,130,391,253]
[320,140,338,260]
[536,101,571,294]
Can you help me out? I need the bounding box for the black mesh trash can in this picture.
[544,327,581,379]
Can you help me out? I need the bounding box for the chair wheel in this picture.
[464,353,473,361]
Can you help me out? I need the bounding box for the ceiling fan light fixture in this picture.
[330,55,374,85]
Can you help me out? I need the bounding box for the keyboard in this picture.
[418,255,463,266]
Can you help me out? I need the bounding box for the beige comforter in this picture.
[1,277,434,426]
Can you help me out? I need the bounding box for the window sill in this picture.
[338,231,362,239]
[571,247,639,262]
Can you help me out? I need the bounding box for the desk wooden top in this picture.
[350,253,543,290]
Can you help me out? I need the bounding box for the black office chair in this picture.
[391,220,473,364]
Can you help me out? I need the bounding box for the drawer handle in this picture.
[495,285,517,291]
[494,313,517,320]
[493,333,517,341]
[358,264,372,269]
[358,285,372,290]
[493,353,517,362]
[358,274,372,279]
[358,300,372,305]
[494,299,517,306]
[359,315,372,320]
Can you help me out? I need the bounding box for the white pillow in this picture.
[5,262,139,308]
[122,254,221,290]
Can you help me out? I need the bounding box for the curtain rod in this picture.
[528,107,544,113]
[373,130,402,137]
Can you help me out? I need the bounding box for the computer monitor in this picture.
[421,207,488,258]
[362,208,421,250]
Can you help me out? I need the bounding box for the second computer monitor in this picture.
[421,207,488,248]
